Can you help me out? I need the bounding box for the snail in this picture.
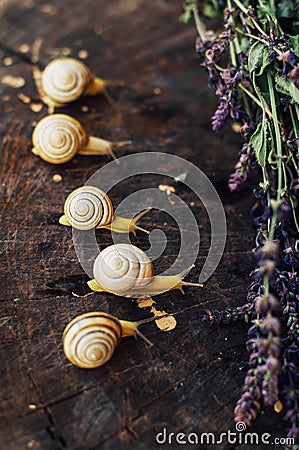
[33,57,112,110]
[62,311,153,369]
[88,243,203,296]
[32,114,131,164]
[59,185,151,234]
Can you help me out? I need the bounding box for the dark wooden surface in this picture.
[0,1,287,449]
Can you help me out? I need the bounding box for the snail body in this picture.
[34,57,109,109]
[62,311,144,369]
[32,114,131,164]
[88,243,202,297]
[59,186,150,234]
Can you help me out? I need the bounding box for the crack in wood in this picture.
[10,300,67,448]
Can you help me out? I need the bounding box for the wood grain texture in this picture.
[0,1,286,449]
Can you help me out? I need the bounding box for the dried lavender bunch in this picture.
[182,0,299,446]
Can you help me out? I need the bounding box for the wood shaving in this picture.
[78,50,88,59]
[274,400,283,413]
[62,47,71,56]
[81,105,89,112]
[19,43,30,53]
[31,38,43,63]
[158,184,175,194]
[1,75,25,88]
[40,3,57,14]
[30,103,43,112]
[18,92,31,104]
[137,296,177,332]
[2,94,10,102]
[232,122,242,133]
[28,404,37,410]
[3,57,13,66]
[137,297,155,308]
[154,314,177,332]
[52,174,62,183]
[154,87,162,95]
[47,48,61,57]
[94,27,103,35]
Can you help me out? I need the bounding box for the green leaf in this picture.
[290,195,298,208]
[248,42,269,76]
[180,8,193,24]
[250,122,268,167]
[174,172,188,183]
[255,73,270,103]
[257,3,277,27]
[256,47,270,76]
[275,74,299,104]
[276,0,297,19]
[180,1,198,24]
[289,35,299,56]
[248,42,266,73]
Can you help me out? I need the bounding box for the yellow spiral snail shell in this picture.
[34,57,109,109]
[59,185,151,233]
[62,311,152,369]
[88,243,203,296]
[32,114,131,164]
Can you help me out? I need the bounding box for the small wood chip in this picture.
[30,103,43,112]
[137,297,155,308]
[137,297,177,332]
[274,400,283,413]
[232,122,242,133]
[94,27,103,35]
[158,184,175,194]
[78,50,89,59]
[52,174,62,183]
[19,43,30,53]
[154,313,177,332]
[40,3,57,14]
[2,94,10,102]
[154,87,162,95]
[62,47,71,56]
[1,75,25,88]
[28,404,37,410]
[18,92,31,104]
[81,105,89,112]
[31,38,43,63]
[3,57,13,66]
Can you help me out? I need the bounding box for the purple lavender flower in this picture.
[211,98,230,131]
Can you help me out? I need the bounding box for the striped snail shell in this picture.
[32,114,88,164]
[63,312,124,369]
[32,113,131,164]
[93,244,154,294]
[41,57,96,106]
[63,186,114,230]
[88,245,203,296]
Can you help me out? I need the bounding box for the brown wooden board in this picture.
[0,1,288,449]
